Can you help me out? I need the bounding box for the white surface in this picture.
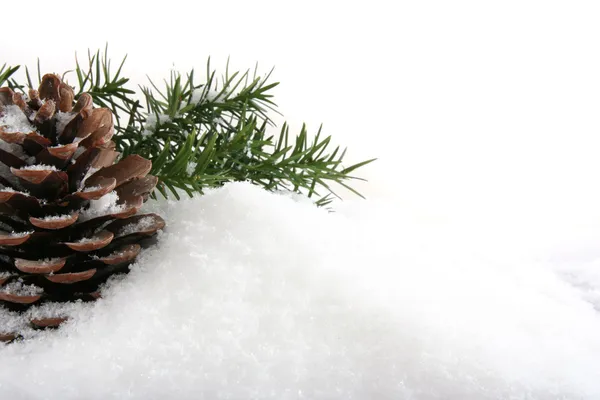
[2,1,600,398]
[3,1,600,219]
[0,183,598,399]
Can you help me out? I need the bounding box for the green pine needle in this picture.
[1,45,375,206]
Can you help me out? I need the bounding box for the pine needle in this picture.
[1,46,376,206]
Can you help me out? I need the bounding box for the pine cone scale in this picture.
[64,229,114,252]
[0,148,27,169]
[31,316,67,328]
[46,269,97,284]
[85,155,152,188]
[74,177,117,200]
[0,292,41,304]
[14,257,66,274]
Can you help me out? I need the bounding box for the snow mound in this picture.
[0,182,599,399]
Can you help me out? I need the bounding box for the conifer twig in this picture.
[1,46,375,206]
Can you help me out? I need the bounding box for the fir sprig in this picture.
[1,47,375,206]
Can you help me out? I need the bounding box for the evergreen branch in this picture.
[1,47,376,206]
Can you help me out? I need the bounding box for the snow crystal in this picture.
[25,301,89,322]
[207,90,225,102]
[152,113,171,124]
[7,231,33,238]
[48,143,72,150]
[0,187,30,196]
[0,182,598,399]
[54,111,76,136]
[40,214,73,222]
[190,88,204,104]
[190,88,226,104]
[0,105,36,134]
[19,164,58,171]
[244,138,253,157]
[141,113,171,139]
[0,280,43,296]
[142,113,171,139]
[116,216,155,237]
[92,249,127,261]
[75,236,97,244]
[78,191,124,222]
[0,306,27,336]
[82,185,101,193]
[0,301,93,340]
[29,258,63,266]
[186,161,197,176]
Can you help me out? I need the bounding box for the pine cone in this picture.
[0,74,165,342]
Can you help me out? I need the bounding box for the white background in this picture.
[3,3,600,397]
[3,0,600,222]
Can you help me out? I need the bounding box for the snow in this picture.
[0,280,43,296]
[0,301,93,339]
[54,111,76,136]
[0,182,599,399]
[142,113,171,138]
[190,88,204,104]
[8,231,33,238]
[25,300,90,322]
[116,216,156,237]
[76,235,100,244]
[19,164,58,171]
[190,88,226,104]
[186,161,197,176]
[26,258,63,266]
[39,214,73,222]
[78,191,124,222]
[81,185,101,193]
[0,187,30,196]
[0,307,25,336]
[0,105,36,134]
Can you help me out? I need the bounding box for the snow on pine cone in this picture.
[0,74,165,342]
